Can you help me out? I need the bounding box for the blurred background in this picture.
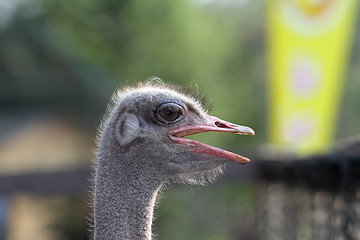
[0,0,359,239]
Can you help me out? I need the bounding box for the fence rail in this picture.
[0,140,359,195]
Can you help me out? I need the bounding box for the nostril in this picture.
[214,121,228,128]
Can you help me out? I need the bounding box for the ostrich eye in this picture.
[155,102,185,124]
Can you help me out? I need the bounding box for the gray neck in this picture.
[93,152,163,240]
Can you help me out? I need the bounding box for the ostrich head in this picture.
[97,82,255,184]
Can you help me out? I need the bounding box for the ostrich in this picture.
[93,82,255,240]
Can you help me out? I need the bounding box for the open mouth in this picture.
[169,115,255,164]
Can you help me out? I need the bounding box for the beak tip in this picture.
[247,128,255,135]
[237,126,255,135]
[239,157,251,164]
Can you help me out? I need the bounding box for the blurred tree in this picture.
[155,183,259,240]
[50,196,90,240]
[38,0,265,149]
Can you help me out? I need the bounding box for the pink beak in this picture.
[169,115,255,163]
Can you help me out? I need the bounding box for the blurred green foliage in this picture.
[9,0,265,149]
[50,196,90,240]
[156,183,259,240]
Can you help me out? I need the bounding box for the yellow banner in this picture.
[267,0,358,155]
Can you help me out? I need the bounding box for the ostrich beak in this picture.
[169,115,255,164]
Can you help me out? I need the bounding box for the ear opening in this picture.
[115,112,140,146]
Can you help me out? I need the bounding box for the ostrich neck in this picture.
[93,155,163,240]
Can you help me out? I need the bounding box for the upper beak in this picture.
[169,115,255,138]
[168,115,255,164]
